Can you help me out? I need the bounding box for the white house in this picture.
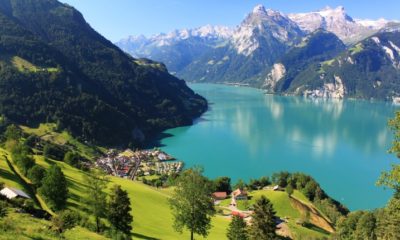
[0,187,31,199]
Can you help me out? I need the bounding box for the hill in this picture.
[264,30,346,93]
[290,31,400,100]
[0,0,207,147]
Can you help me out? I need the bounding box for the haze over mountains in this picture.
[116,5,400,100]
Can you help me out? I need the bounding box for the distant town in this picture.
[95,148,183,180]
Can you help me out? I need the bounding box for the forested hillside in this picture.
[0,0,207,147]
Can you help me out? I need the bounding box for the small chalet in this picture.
[212,192,227,200]
[0,187,31,199]
[232,188,248,200]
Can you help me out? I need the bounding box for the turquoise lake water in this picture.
[155,83,399,210]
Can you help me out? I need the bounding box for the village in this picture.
[95,148,183,180]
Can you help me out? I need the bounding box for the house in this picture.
[0,187,30,199]
[232,188,248,200]
[273,185,280,191]
[212,192,227,200]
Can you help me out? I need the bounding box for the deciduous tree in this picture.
[169,167,215,240]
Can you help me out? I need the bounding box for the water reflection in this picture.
[159,84,399,210]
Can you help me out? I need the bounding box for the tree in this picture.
[63,151,78,167]
[378,111,400,195]
[234,179,246,190]
[107,185,133,236]
[40,165,68,211]
[85,168,108,233]
[227,215,248,240]
[169,168,215,240]
[248,195,278,240]
[51,210,82,234]
[4,124,21,142]
[354,212,377,240]
[286,185,294,198]
[380,198,400,239]
[214,176,232,193]
[27,165,46,187]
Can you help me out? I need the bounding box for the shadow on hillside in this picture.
[131,232,159,240]
[145,132,175,148]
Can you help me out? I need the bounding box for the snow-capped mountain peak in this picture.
[288,6,375,43]
[252,4,266,14]
[232,5,303,56]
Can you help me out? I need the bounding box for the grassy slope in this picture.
[0,211,107,240]
[220,190,330,239]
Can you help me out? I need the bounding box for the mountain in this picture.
[177,5,304,86]
[264,30,346,94]
[0,0,207,146]
[288,6,375,44]
[117,25,233,74]
[275,31,400,100]
[116,4,399,99]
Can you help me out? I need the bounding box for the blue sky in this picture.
[61,0,400,42]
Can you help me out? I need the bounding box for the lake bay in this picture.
[155,83,398,210]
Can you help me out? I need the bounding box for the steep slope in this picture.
[0,0,207,146]
[178,5,304,86]
[286,31,400,100]
[264,30,346,94]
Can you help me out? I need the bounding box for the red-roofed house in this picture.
[212,192,227,200]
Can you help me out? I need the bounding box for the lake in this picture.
[154,83,398,210]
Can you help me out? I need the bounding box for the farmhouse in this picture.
[232,188,248,200]
[0,187,30,199]
[212,192,227,200]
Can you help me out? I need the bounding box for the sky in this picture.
[60,0,400,42]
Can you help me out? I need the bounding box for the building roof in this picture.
[212,192,227,199]
[0,187,31,199]
[232,188,247,197]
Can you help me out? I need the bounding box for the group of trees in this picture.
[169,168,279,240]
[84,169,133,238]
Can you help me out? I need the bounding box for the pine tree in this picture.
[227,215,248,240]
[248,195,278,240]
[169,167,215,240]
[40,165,68,211]
[85,168,108,232]
[107,185,133,235]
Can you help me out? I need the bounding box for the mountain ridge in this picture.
[115,4,400,100]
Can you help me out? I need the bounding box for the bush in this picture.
[27,165,46,187]
[43,143,65,160]
[63,151,79,167]
[0,200,7,217]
